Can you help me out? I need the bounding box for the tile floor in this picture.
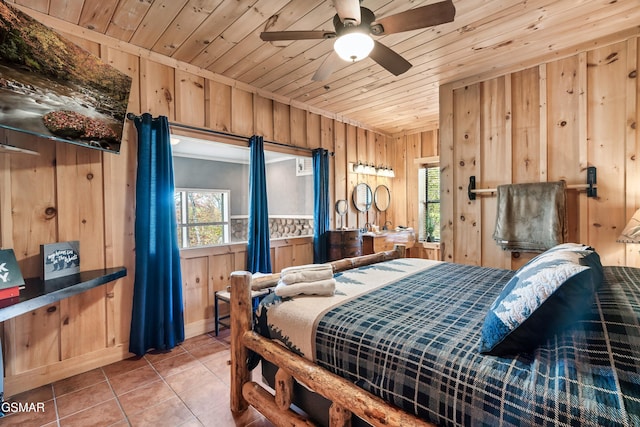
[0,329,275,427]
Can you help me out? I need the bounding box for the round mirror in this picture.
[335,199,348,216]
[335,199,348,229]
[352,183,373,212]
[374,185,391,211]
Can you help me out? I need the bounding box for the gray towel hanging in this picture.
[492,181,567,252]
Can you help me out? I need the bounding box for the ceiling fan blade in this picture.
[260,30,335,41]
[333,0,361,25]
[372,0,455,35]
[312,51,342,81]
[369,41,412,76]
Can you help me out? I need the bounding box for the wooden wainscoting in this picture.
[180,236,313,338]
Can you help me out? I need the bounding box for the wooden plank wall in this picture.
[439,35,640,269]
[0,25,393,396]
[0,127,137,397]
[388,130,441,260]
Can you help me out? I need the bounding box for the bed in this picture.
[229,245,640,427]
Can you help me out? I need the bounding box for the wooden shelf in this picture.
[0,267,127,322]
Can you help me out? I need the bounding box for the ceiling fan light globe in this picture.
[334,33,374,62]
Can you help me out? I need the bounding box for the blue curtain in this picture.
[313,148,330,263]
[130,113,184,356]
[247,135,272,273]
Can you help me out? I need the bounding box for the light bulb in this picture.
[334,33,374,62]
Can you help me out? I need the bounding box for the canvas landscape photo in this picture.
[0,1,131,153]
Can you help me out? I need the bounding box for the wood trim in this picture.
[413,156,439,165]
[0,149,13,248]
[179,237,313,260]
[183,318,217,339]
[577,52,589,243]
[419,242,441,250]
[625,38,640,267]
[538,63,548,182]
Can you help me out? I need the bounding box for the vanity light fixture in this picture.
[376,166,395,178]
[349,162,394,178]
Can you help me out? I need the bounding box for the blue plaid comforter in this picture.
[261,260,640,426]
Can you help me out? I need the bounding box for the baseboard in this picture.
[184,318,216,339]
[4,344,133,397]
[5,321,216,397]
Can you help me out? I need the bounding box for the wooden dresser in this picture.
[326,229,362,261]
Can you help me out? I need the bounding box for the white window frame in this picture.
[175,188,231,248]
[418,157,440,242]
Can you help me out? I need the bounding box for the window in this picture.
[171,135,314,247]
[175,189,230,248]
[418,162,440,242]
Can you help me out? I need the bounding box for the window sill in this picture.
[419,241,441,250]
[179,235,314,258]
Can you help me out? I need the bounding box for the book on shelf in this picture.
[0,248,24,301]
[0,286,20,300]
[0,295,19,308]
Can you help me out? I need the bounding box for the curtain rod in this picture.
[126,113,333,155]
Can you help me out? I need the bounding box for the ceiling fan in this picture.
[260,0,456,81]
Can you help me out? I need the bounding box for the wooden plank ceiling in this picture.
[10,0,640,136]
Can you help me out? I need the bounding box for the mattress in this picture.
[255,258,640,426]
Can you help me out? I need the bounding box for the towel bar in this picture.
[468,166,597,200]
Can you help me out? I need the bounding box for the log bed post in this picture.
[230,271,252,413]
[274,368,294,410]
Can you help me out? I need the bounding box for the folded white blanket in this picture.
[280,263,333,275]
[280,269,333,285]
[274,278,336,298]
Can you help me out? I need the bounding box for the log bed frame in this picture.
[229,245,437,427]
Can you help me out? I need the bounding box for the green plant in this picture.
[425,214,435,241]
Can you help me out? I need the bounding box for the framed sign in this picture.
[41,241,80,280]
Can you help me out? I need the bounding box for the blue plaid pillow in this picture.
[479,243,603,356]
